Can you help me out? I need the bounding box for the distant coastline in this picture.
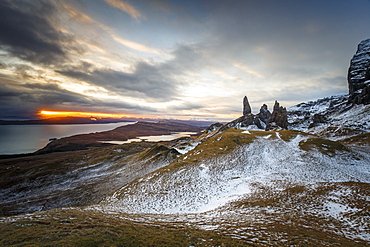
[0,117,217,127]
[0,121,205,158]
[0,117,137,125]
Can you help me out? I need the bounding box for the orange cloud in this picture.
[233,63,264,78]
[110,34,162,55]
[104,0,142,19]
[63,3,161,55]
[39,110,135,119]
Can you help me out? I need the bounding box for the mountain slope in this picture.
[1,125,369,245]
[77,128,370,245]
[288,93,370,141]
[97,129,369,213]
[0,141,181,217]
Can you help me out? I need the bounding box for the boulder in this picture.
[254,117,266,130]
[308,113,327,128]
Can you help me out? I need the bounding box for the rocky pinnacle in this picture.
[266,101,288,130]
[243,96,252,115]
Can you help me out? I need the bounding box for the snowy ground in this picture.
[1,129,369,245]
[288,93,370,140]
[97,132,370,214]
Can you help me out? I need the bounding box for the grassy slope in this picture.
[110,128,366,202]
[0,141,182,217]
[153,128,308,172]
[1,128,369,246]
[0,121,202,217]
[341,132,370,153]
[0,208,251,247]
[101,128,369,245]
[221,181,370,246]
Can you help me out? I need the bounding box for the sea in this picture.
[0,122,134,155]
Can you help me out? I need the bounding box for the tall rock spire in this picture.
[243,96,252,116]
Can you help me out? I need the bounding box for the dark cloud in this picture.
[97,100,158,113]
[200,0,370,77]
[167,44,205,71]
[0,76,154,119]
[51,40,261,116]
[0,0,76,65]
[0,81,93,110]
[57,63,177,100]
[2,0,369,120]
[56,44,206,101]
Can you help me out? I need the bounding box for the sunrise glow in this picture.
[0,0,365,123]
[39,110,134,119]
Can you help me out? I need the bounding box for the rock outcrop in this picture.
[257,104,271,124]
[226,113,255,129]
[227,97,287,130]
[308,113,327,128]
[253,104,271,129]
[266,101,288,130]
[348,38,370,104]
[243,96,252,115]
[205,122,224,133]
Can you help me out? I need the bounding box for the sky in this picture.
[1,0,370,121]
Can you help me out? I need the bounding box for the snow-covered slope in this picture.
[288,94,348,122]
[1,91,370,245]
[0,142,179,216]
[89,128,370,243]
[1,123,369,245]
[97,129,369,214]
[288,93,370,140]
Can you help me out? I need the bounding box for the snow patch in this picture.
[98,134,370,215]
[174,141,200,155]
[324,201,359,218]
[276,132,282,139]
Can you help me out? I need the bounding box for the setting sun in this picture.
[39,110,135,119]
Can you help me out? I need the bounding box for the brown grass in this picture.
[299,137,350,155]
[0,208,253,247]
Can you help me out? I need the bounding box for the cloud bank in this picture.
[1,0,370,120]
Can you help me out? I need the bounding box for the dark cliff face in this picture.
[348,38,370,104]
